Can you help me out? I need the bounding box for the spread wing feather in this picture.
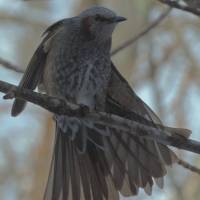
[11,19,69,117]
[11,43,47,116]
[101,62,190,194]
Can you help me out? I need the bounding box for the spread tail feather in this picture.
[44,125,118,200]
[44,117,181,200]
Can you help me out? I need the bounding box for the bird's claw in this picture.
[79,104,90,117]
[3,87,17,99]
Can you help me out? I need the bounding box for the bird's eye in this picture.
[95,14,107,22]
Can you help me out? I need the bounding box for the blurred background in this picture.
[0,0,200,199]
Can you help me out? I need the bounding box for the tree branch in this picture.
[111,7,172,56]
[0,57,24,73]
[1,79,200,155]
[158,0,200,17]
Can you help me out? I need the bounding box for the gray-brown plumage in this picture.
[11,6,191,200]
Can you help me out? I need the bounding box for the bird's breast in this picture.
[43,45,111,110]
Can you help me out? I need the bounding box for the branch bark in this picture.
[1,79,200,155]
[111,7,172,56]
[0,57,24,73]
[158,0,200,17]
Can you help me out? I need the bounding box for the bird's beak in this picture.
[108,16,127,23]
[113,16,127,23]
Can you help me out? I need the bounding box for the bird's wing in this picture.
[11,19,68,116]
[100,62,191,196]
[107,62,191,138]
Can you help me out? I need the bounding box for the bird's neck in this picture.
[78,27,111,51]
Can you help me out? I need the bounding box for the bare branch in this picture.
[177,159,200,175]
[0,9,48,28]
[0,57,24,73]
[158,0,200,17]
[1,79,200,155]
[111,7,172,56]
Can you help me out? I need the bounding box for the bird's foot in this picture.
[3,86,17,99]
[79,104,90,117]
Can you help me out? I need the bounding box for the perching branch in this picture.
[111,7,172,56]
[1,79,200,155]
[158,0,200,17]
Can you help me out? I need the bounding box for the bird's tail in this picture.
[44,123,119,200]
[44,125,78,200]
[44,116,195,200]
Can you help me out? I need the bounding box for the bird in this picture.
[11,6,191,200]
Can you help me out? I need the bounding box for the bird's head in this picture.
[78,6,126,41]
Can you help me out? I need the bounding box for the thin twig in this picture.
[158,0,200,17]
[1,79,200,155]
[177,159,200,175]
[111,7,172,56]
[0,57,24,73]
